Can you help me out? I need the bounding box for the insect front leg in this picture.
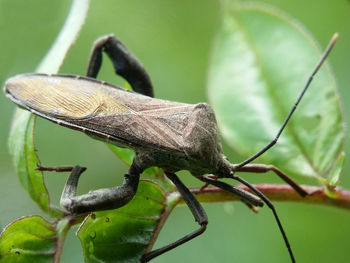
[60,162,141,214]
[229,174,296,263]
[215,159,296,262]
[86,34,154,97]
[235,163,308,197]
[198,175,263,207]
[142,172,208,262]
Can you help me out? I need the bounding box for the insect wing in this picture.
[4,74,194,152]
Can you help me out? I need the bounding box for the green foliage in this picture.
[8,111,52,214]
[77,181,171,263]
[0,216,66,263]
[208,3,344,184]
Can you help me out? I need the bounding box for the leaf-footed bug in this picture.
[4,33,338,262]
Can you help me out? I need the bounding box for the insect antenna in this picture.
[234,33,338,170]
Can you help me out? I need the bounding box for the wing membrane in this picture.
[5,73,195,152]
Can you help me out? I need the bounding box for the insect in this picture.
[4,33,337,262]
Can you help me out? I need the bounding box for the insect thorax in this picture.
[134,103,225,176]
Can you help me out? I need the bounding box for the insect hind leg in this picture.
[86,34,154,97]
[60,163,141,214]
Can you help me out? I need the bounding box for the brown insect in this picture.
[4,33,338,262]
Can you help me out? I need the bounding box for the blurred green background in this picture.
[1,0,349,262]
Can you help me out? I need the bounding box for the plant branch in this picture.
[184,184,350,210]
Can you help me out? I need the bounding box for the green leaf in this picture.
[207,3,345,184]
[7,0,90,216]
[36,0,90,74]
[8,112,51,214]
[319,152,345,194]
[107,144,135,166]
[0,216,61,263]
[77,181,174,263]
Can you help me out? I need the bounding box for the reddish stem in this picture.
[189,184,350,210]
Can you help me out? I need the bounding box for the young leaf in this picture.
[77,181,176,263]
[0,216,70,263]
[7,0,90,216]
[8,112,51,213]
[207,3,345,185]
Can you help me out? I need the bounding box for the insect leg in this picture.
[229,174,296,263]
[60,163,141,214]
[86,34,154,97]
[198,175,263,207]
[142,172,208,262]
[36,165,75,172]
[236,164,308,197]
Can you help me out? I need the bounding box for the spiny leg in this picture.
[235,33,338,169]
[236,164,308,197]
[60,162,141,214]
[142,172,208,262]
[86,34,154,97]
